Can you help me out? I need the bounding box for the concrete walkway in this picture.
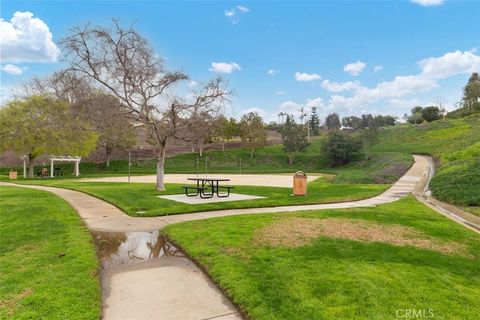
[6,154,474,320]
[0,155,430,233]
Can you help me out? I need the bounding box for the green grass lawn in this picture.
[0,186,101,319]
[164,196,480,320]
[5,178,388,217]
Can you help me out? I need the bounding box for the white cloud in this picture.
[374,65,384,73]
[276,91,285,95]
[209,62,241,74]
[276,98,334,121]
[241,107,271,121]
[411,0,444,7]
[306,97,323,109]
[267,69,278,76]
[344,60,366,76]
[0,11,60,63]
[225,5,249,24]
[388,98,421,109]
[322,79,362,93]
[243,107,265,115]
[1,63,25,75]
[237,5,249,13]
[418,50,480,79]
[279,100,301,113]
[225,10,235,17]
[328,50,480,109]
[294,72,321,82]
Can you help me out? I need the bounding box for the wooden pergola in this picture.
[21,155,82,178]
[48,156,82,178]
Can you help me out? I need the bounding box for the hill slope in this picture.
[374,114,480,212]
[373,114,479,161]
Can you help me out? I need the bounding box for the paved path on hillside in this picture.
[5,155,473,320]
[81,173,320,188]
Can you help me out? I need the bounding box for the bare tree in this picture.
[82,93,137,167]
[60,20,229,190]
[186,110,216,157]
[434,96,448,119]
[15,70,91,105]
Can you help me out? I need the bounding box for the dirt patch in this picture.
[0,288,33,316]
[255,218,466,255]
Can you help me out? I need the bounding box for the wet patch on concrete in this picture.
[92,231,183,268]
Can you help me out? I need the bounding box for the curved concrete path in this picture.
[0,155,434,320]
[0,155,430,233]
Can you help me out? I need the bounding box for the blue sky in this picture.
[1,0,479,121]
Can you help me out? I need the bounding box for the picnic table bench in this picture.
[183,177,234,199]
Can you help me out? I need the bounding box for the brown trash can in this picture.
[9,170,17,180]
[293,171,307,196]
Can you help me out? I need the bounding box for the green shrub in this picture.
[322,130,361,167]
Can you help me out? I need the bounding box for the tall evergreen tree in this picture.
[309,107,320,135]
[462,72,480,111]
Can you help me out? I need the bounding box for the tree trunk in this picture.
[221,141,225,152]
[106,149,111,167]
[28,155,35,178]
[288,154,294,165]
[199,143,203,158]
[156,146,166,191]
[250,148,254,158]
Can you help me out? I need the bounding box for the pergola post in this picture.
[22,156,27,178]
[50,159,54,178]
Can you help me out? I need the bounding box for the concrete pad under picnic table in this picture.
[158,193,265,204]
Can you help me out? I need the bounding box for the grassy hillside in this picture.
[374,114,480,209]
[373,114,480,161]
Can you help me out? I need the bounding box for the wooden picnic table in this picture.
[183,177,234,199]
